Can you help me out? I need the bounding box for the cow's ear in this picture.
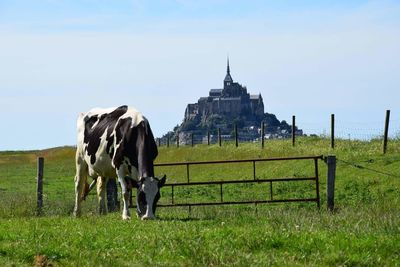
[158,175,166,188]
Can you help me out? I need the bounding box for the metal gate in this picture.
[154,155,323,209]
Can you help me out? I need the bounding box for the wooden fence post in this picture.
[191,133,194,147]
[261,121,265,149]
[106,179,120,212]
[36,157,44,215]
[207,131,210,145]
[383,110,390,154]
[234,124,238,147]
[167,133,170,147]
[218,128,221,147]
[176,132,179,148]
[292,115,296,147]
[331,114,335,149]
[326,155,336,212]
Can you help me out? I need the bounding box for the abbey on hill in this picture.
[165,59,299,144]
[184,59,264,127]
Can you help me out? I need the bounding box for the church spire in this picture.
[227,57,230,75]
[224,56,233,83]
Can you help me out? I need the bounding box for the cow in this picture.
[73,105,166,220]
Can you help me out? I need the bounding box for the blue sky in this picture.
[1,0,399,150]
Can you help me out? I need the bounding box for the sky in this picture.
[1,0,399,150]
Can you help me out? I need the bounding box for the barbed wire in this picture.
[337,158,398,178]
[351,156,400,164]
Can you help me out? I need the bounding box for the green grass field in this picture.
[0,137,399,266]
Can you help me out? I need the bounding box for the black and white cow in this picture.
[73,105,166,220]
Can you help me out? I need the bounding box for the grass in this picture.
[0,206,398,266]
[0,137,399,266]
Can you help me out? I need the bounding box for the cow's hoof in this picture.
[122,215,131,220]
[73,210,81,218]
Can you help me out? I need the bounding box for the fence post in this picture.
[176,132,179,148]
[261,121,265,149]
[218,128,221,147]
[331,114,335,149]
[167,133,170,147]
[207,130,210,145]
[292,115,296,146]
[36,157,44,215]
[234,124,238,147]
[106,179,120,212]
[383,110,390,154]
[326,155,336,212]
[191,133,194,147]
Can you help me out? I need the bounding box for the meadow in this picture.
[0,137,399,266]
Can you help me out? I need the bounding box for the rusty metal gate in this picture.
[154,155,323,209]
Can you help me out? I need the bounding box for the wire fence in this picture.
[157,116,400,147]
[337,158,398,178]
[301,117,400,141]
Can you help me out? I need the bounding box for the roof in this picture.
[250,94,262,100]
[210,89,223,93]
[224,73,233,83]
[218,97,241,101]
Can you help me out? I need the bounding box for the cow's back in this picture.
[76,105,145,178]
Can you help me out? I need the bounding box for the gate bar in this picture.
[314,158,321,208]
[163,177,317,187]
[155,155,323,167]
[157,198,319,208]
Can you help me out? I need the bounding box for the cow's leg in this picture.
[117,169,131,220]
[97,176,108,215]
[73,154,88,217]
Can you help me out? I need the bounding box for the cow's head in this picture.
[132,175,166,220]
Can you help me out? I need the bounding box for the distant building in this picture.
[184,59,264,126]
[160,58,299,145]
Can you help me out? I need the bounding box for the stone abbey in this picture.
[184,59,265,127]
[164,59,297,144]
